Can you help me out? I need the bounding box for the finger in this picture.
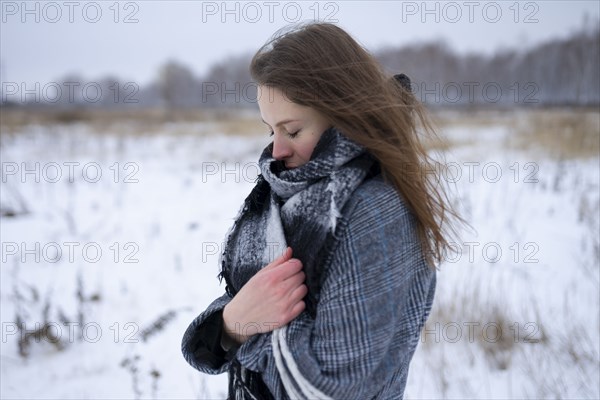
[279,271,305,295]
[276,259,304,280]
[280,297,306,326]
[263,246,292,270]
[290,300,306,319]
[283,270,305,287]
[288,283,308,303]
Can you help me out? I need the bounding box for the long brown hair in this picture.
[250,22,464,269]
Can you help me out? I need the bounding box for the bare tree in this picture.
[157,60,199,114]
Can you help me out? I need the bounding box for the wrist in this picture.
[222,304,248,347]
[220,328,238,351]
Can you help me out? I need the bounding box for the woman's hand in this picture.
[221,247,307,347]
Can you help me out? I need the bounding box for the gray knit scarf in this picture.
[217,126,377,399]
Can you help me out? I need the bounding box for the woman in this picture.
[182,22,461,399]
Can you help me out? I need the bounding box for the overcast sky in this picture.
[1,1,598,87]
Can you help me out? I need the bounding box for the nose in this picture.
[272,135,292,160]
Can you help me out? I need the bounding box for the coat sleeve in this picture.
[233,179,437,399]
[181,292,238,374]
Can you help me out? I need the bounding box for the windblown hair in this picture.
[250,22,464,269]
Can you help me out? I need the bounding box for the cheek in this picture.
[296,135,321,160]
[295,143,312,160]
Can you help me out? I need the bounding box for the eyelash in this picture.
[269,130,300,139]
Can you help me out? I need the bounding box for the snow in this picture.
[1,113,598,399]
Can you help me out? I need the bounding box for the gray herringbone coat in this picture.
[182,174,436,399]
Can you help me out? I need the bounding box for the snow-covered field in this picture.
[1,110,598,399]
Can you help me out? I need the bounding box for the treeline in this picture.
[376,22,599,107]
[3,22,598,109]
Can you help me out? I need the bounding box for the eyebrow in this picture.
[261,118,299,127]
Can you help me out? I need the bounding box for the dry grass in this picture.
[507,108,600,159]
[0,107,266,137]
[430,108,514,130]
[418,275,598,399]
[2,107,599,159]
[421,277,547,372]
[426,107,600,158]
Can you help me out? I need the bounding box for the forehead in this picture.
[257,86,306,125]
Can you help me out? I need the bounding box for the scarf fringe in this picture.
[272,326,333,399]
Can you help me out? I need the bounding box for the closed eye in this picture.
[269,130,300,138]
